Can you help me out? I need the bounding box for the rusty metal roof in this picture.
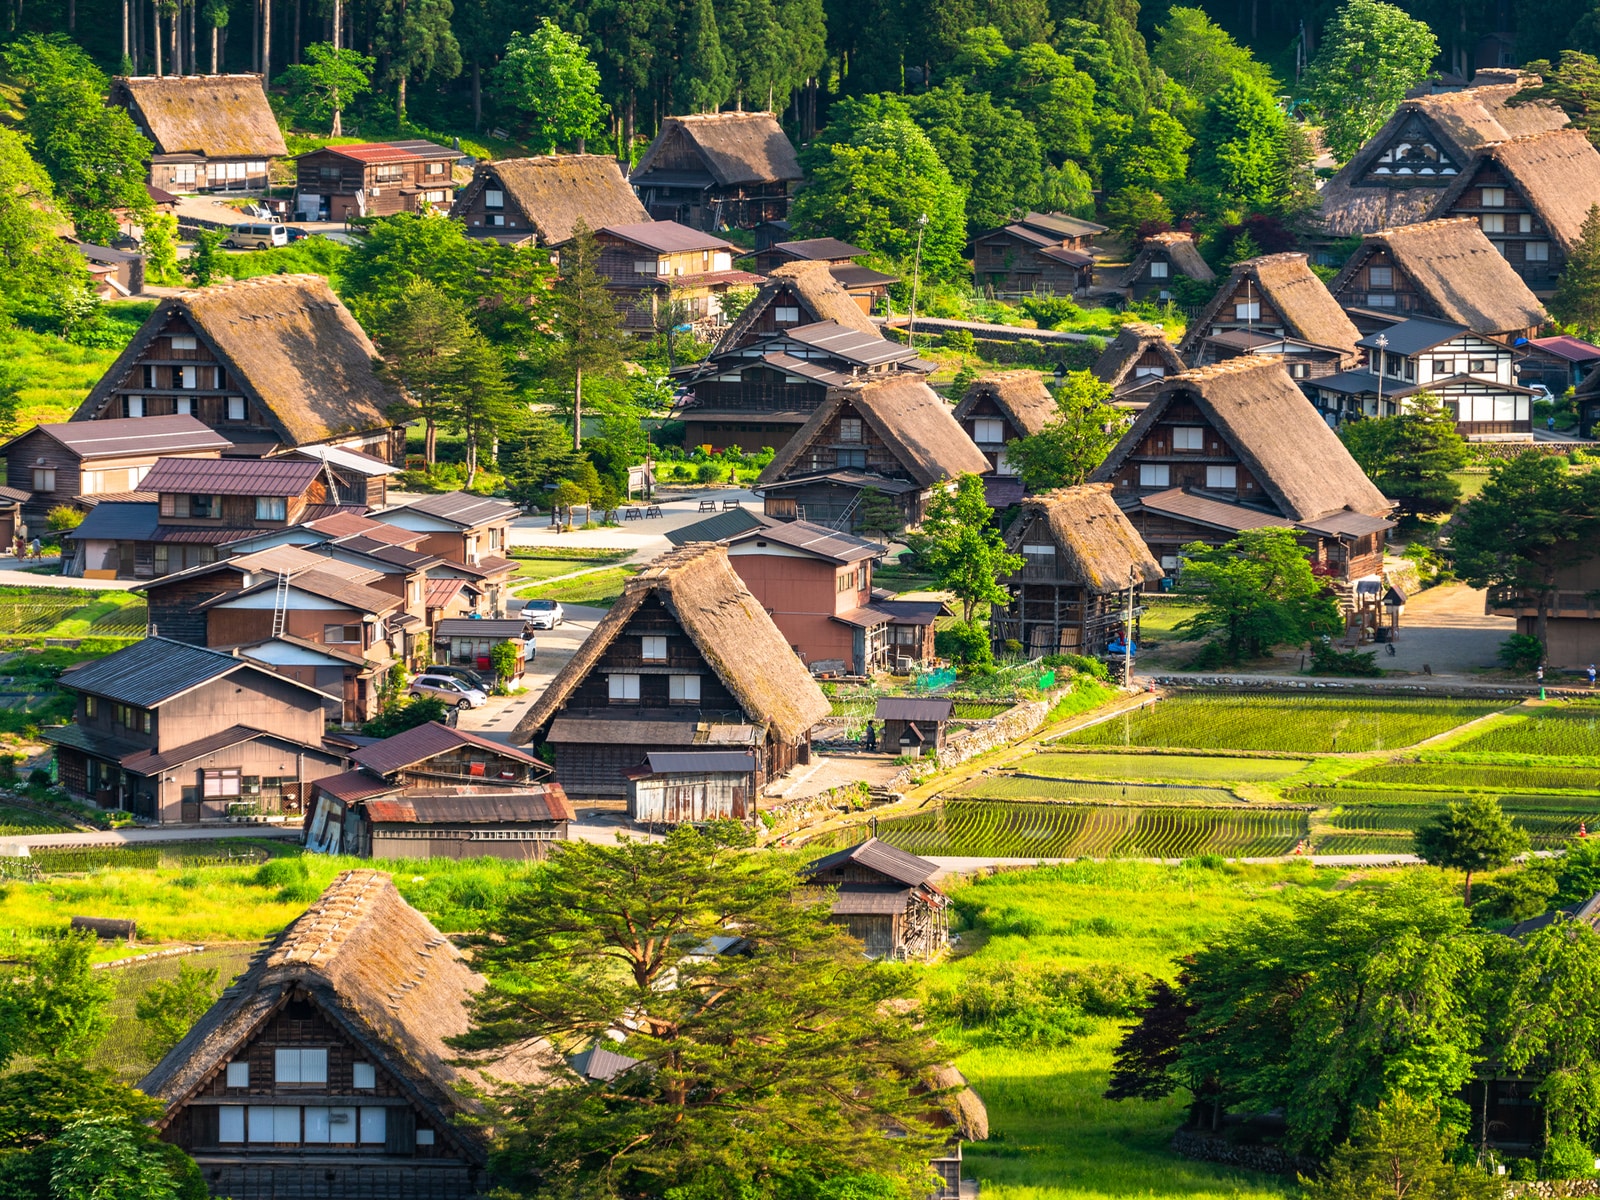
[314,769,399,803]
[352,720,547,778]
[873,697,953,723]
[801,837,939,888]
[364,788,573,824]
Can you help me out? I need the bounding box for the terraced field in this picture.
[1451,705,1600,757]
[958,776,1243,805]
[1025,752,1307,782]
[1345,762,1597,792]
[0,803,74,835]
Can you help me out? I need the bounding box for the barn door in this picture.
[385,1105,417,1154]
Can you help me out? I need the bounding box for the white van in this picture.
[225,222,288,250]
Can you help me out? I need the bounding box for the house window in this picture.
[1022,543,1055,561]
[188,494,217,518]
[31,469,55,492]
[972,418,1005,443]
[634,260,657,274]
[996,449,1018,476]
[227,397,247,421]
[1481,213,1505,234]
[1432,359,1454,376]
[1160,554,1180,570]
[359,1108,387,1144]
[1469,359,1489,373]
[175,396,192,415]
[1366,293,1397,308]
[179,366,197,389]
[256,496,288,520]
[1134,365,1165,379]
[836,448,867,469]
[324,624,363,644]
[203,769,241,798]
[838,418,863,442]
[641,635,667,661]
[669,674,701,703]
[1481,187,1506,207]
[417,1129,436,1146]
[774,305,800,323]
[489,214,505,226]
[226,1061,250,1088]
[609,673,641,702]
[1138,464,1170,488]
[171,335,196,351]
[1518,214,1533,233]
[1171,427,1204,451]
[1492,241,1508,257]
[1205,465,1237,489]
[303,1108,357,1143]
[353,1063,376,1089]
[1233,301,1260,321]
[1526,241,1550,262]
[1148,260,1168,278]
[275,1048,329,1085]
[172,164,196,185]
[426,161,446,176]
[484,188,504,209]
[124,396,145,418]
[319,164,342,179]
[248,1106,302,1143]
[219,1107,246,1142]
[1367,266,1393,288]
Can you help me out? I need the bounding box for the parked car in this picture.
[286,226,322,242]
[224,223,288,249]
[424,664,491,692]
[408,674,488,710]
[521,599,565,629]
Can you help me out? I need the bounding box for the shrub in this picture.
[135,960,220,1057]
[1498,633,1545,673]
[1543,1134,1596,1180]
[489,641,520,686]
[252,856,309,890]
[1019,296,1081,330]
[941,328,976,352]
[44,506,84,533]
[1309,642,1384,677]
[1472,862,1558,923]
[935,621,993,668]
[1039,652,1111,682]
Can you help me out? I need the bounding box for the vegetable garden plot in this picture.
[1451,708,1600,757]
[814,801,1307,858]
[1345,762,1599,793]
[958,776,1243,805]
[1025,752,1307,782]
[0,804,73,835]
[1058,695,1504,753]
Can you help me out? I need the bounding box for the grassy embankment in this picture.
[1,301,156,428]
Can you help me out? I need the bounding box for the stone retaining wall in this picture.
[1152,677,1589,701]
[1508,1181,1600,1197]
[884,694,1059,792]
[1168,1130,1316,1177]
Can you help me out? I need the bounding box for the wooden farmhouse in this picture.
[1,414,228,535]
[973,211,1105,296]
[874,696,953,754]
[625,750,759,825]
[799,837,950,960]
[951,371,1058,505]
[109,74,287,192]
[1429,129,1600,295]
[666,509,939,673]
[43,637,343,822]
[1092,323,1187,405]
[631,111,803,230]
[1089,358,1395,594]
[64,454,363,580]
[593,221,761,332]
[72,275,406,464]
[1177,254,1360,366]
[991,484,1164,657]
[755,378,990,532]
[292,140,457,221]
[1315,75,1568,237]
[1311,317,1535,439]
[450,154,648,245]
[751,236,899,311]
[1327,218,1548,341]
[1120,232,1215,303]
[1486,556,1600,669]
[1519,334,1600,395]
[140,870,552,1199]
[514,544,829,803]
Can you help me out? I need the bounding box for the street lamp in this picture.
[1373,334,1389,417]
[908,212,930,351]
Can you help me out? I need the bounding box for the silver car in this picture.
[521,599,565,629]
[408,674,488,710]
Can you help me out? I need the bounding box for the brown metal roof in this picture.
[351,720,546,778]
[830,885,914,915]
[13,415,231,459]
[120,725,330,775]
[141,455,324,496]
[1138,488,1298,533]
[314,769,399,803]
[728,517,883,563]
[545,717,702,745]
[801,836,939,887]
[874,697,953,722]
[601,220,735,254]
[379,491,519,528]
[364,788,572,824]
[773,237,864,261]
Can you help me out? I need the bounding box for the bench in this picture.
[698,499,717,512]
[644,505,663,518]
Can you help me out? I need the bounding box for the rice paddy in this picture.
[1025,751,1308,782]
[1450,705,1600,757]
[1345,761,1597,793]
[958,777,1243,806]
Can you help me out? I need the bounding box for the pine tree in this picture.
[1551,202,1600,340]
[374,280,476,467]
[675,0,730,113]
[551,222,631,451]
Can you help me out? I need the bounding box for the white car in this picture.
[521,599,565,629]
[408,674,488,710]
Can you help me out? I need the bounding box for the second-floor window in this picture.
[325,624,363,644]
[275,1048,329,1085]
[319,165,341,179]
[114,704,152,732]
[1205,465,1237,490]
[839,418,863,442]
[1149,260,1168,278]
[1481,187,1506,207]
[1481,214,1505,234]
[1171,427,1204,451]
[1367,266,1393,288]
[669,674,701,703]
[227,397,248,422]
[836,448,867,469]
[1432,358,1454,375]
[972,418,1005,443]
[774,305,800,323]
[1234,301,1260,321]
[609,673,641,702]
[84,696,96,719]
[32,468,55,491]
[426,161,446,176]
[256,497,288,520]
[1366,292,1397,308]
[125,396,145,417]
[1138,464,1170,488]
[641,636,667,661]
[1526,242,1550,262]
[226,1062,249,1087]
[484,188,504,209]
[373,164,403,183]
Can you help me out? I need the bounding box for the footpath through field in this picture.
[919,851,1427,879]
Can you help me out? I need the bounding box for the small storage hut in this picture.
[874,696,954,754]
[625,750,758,825]
[800,837,949,960]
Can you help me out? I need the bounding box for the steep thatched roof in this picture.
[1093,322,1187,390]
[1091,358,1391,521]
[515,544,829,744]
[1432,129,1600,251]
[140,871,551,1159]
[1177,254,1360,361]
[1010,484,1162,593]
[1121,232,1214,288]
[634,112,802,187]
[110,75,287,158]
[758,377,991,490]
[457,155,648,246]
[1329,218,1547,335]
[713,261,878,353]
[74,275,401,448]
[1316,80,1568,236]
[951,371,1058,436]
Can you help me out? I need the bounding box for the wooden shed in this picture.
[800,837,949,960]
[874,696,954,754]
[625,750,758,825]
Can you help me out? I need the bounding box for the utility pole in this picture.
[1374,333,1389,418]
[908,212,929,351]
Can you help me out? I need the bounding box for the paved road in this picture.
[0,824,300,853]
[506,486,761,557]
[0,558,129,590]
[921,852,1428,879]
[452,605,607,742]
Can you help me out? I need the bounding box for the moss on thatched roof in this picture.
[460,155,648,246]
[951,371,1058,436]
[110,74,287,158]
[75,275,401,448]
[1091,358,1391,521]
[1009,484,1162,593]
[758,377,991,490]
[1432,129,1600,251]
[714,261,878,353]
[140,870,551,1159]
[635,112,802,187]
[1093,323,1187,391]
[1177,254,1359,362]
[515,544,829,744]
[1329,218,1547,336]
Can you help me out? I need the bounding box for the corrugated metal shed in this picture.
[140,455,325,496]
[830,885,913,915]
[365,788,573,824]
[352,720,547,777]
[802,836,939,888]
[643,751,755,774]
[874,697,953,722]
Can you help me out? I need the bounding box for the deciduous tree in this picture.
[1304,0,1439,163]
[492,21,606,153]
[277,43,374,134]
[1174,527,1342,663]
[1193,72,1291,211]
[0,127,88,315]
[22,72,153,244]
[1152,8,1277,121]
[0,932,114,1066]
[1003,371,1123,492]
[907,473,1023,624]
[134,961,219,1059]
[1414,796,1529,907]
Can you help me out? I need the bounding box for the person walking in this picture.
[1588,663,1596,688]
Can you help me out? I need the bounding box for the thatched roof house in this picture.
[451,154,648,246]
[1316,77,1568,236]
[1328,218,1548,340]
[141,870,548,1198]
[109,74,287,193]
[1177,254,1360,363]
[515,544,829,800]
[73,275,404,460]
[1093,323,1187,398]
[949,372,1058,505]
[1120,232,1214,301]
[713,261,879,353]
[632,112,802,231]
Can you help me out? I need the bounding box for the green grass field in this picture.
[1061,696,1507,753]
[0,310,152,429]
[0,803,73,835]
[1450,705,1600,757]
[517,566,640,607]
[508,549,634,586]
[1025,752,1308,782]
